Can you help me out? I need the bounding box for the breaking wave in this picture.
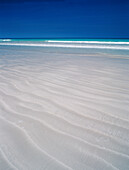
[46,40,129,45]
[0,42,129,50]
[0,39,12,42]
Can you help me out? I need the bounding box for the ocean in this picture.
[0,38,129,50]
[0,38,129,58]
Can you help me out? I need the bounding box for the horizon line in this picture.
[0,37,129,39]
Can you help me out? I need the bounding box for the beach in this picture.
[0,40,129,170]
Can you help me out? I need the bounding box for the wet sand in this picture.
[0,46,129,170]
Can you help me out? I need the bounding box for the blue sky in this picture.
[0,0,129,38]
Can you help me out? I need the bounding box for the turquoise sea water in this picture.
[0,38,129,57]
[0,38,129,42]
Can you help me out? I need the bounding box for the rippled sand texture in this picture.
[0,47,129,170]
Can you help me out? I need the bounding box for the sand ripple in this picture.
[0,47,129,169]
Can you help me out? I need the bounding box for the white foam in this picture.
[46,40,129,45]
[0,42,129,50]
[1,39,12,42]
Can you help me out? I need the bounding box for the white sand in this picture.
[0,47,129,170]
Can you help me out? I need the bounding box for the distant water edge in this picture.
[0,38,129,50]
[1,38,129,42]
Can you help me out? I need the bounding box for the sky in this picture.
[0,0,129,38]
